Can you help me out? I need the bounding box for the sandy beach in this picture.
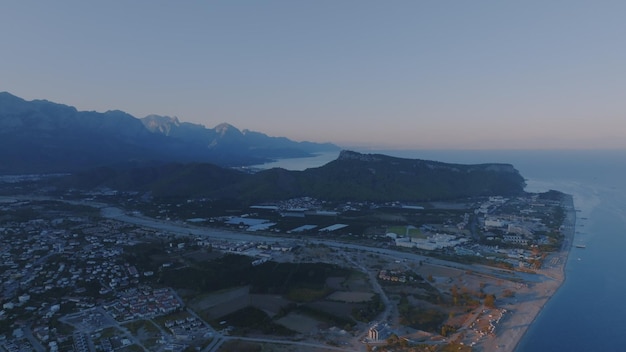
[475,196,576,352]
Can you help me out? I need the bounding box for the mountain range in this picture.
[1,92,526,202]
[0,92,338,174]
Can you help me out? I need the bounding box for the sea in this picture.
[255,149,626,352]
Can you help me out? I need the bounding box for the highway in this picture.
[100,206,533,284]
[2,196,544,352]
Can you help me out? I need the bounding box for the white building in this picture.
[503,234,529,245]
[18,294,30,303]
[485,218,505,228]
[368,322,392,341]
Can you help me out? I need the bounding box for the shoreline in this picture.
[14,195,576,352]
[478,194,575,352]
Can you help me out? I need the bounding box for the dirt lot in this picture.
[188,286,250,320]
[276,313,322,334]
[308,300,362,319]
[414,262,465,279]
[326,291,374,303]
[218,340,349,352]
[249,294,291,317]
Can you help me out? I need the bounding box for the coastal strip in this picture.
[478,194,575,352]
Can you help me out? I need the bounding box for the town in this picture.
[0,180,569,352]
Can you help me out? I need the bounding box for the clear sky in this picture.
[2,1,626,150]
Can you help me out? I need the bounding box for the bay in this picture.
[249,151,341,171]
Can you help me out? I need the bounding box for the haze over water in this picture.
[261,149,626,351]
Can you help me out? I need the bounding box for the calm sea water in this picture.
[259,149,626,351]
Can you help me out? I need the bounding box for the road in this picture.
[3,196,546,352]
[342,252,392,344]
[0,195,537,285]
[100,206,532,285]
[212,336,357,352]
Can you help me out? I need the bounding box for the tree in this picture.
[386,333,400,345]
[502,289,515,298]
[484,293,496,308]
[450,285,459,306]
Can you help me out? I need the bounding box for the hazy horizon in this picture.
[2,2,626,149]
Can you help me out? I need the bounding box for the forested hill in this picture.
[234,150,526,201]
[61,150,526,202]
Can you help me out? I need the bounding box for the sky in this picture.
[2,1,626,150]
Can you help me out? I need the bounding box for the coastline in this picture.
[103,194,576,352]
[478,194,575,352]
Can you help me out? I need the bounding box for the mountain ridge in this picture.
[0,92,339,174]
[59,150,526,202]
[1,92,526,203]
